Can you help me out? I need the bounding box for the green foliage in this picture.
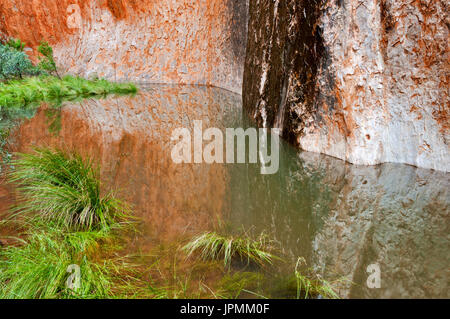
[0,39,137,108]
[218,272,264,298]
[0,225,115,299]
[37,41,60,78]
[44,107,62,135]
[0,44,33,80]
[10,147,130,230]
[294,257,340,299]
[0,126,12,172]
[5,38,25,52]
[183,232,277,267]
[0,148,156,299]
[0,75,138,109]
[0,215,159,299]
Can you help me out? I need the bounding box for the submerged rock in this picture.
[243,0,449,171]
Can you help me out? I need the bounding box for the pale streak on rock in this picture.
[244,0,449,171]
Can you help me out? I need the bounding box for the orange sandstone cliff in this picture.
[1,0,448,171]
[0,0,248,93]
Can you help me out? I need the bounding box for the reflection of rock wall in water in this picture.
[0,0,248,93]
[13,86,243,241]
[244,0,449,171]
[228,143,448,298]
[300,153,449,298]
[227,141,335,263]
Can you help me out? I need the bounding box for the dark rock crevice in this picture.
[243,0,329,145]
[227,0,249,68]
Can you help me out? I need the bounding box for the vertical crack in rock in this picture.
[243,0,328,145]
[226,0,249,68]
[244,0,449,171]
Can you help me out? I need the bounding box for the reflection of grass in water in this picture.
[215,254,343,299]
[182,230,344,298]
[0,75,137,110]
[9,148,130,230]
[133,242,226,299]
[0,106,38,173]
[0,74,138,171]
[251,257,344,299]
[44,107,62,135]
[218,271,265,298]
[0,126,12,173]
[182,230,345,298]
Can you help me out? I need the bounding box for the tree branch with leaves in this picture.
[37,41,60,79]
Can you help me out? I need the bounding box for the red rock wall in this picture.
[0,0,248,93]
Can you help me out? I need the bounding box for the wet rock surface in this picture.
[243,0,449,171]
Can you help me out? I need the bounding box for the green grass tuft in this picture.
[183,231,277,268]
[0,148,150,299]
[0,224,115,299]
[9,147,130,230]
[294,257,340,299]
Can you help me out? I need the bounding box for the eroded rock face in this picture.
[244,0,449,171]
[0,0,248,93]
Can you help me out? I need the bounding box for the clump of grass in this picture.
[0,224,116,299]
[0,217,159,299]
[183,231,277,268]
[0,75,138,109]
[218,271,265,299]
[0,147,153,299]
[294,257,340,299]
[9,147,129,230]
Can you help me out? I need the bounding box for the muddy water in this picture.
[0,85,449,298]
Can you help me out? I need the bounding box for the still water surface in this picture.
[1,85,448,298]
